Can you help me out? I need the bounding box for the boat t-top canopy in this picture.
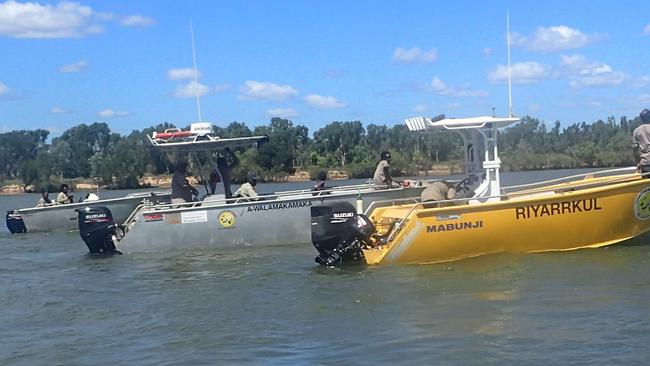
[147,123,269,152]
[148,134,269,152]
[405,114,520,202]
[405,115,519,132]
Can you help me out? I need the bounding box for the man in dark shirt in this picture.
[171,161,198,204]
[209,147,239,198]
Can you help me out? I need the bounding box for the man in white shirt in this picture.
[233,173,260,200]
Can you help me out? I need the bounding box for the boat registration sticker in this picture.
[634,187,650,220]
[218,210,236,228]
[181,210,208,224]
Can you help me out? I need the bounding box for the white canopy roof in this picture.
[148,135,269,152]
[405,116,520,131]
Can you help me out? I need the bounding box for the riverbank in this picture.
[0,163,461,194]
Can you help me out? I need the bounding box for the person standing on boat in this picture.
[36,189,52,207]
[209,147,239,198]
[55,184,74,204]
[233,172,260,200]
[633,109,650,175]
[373,151,400,188]
[171,161,199,205]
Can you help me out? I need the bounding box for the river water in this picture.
[2,169,650,365]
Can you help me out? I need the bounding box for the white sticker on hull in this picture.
[181,210,208,224]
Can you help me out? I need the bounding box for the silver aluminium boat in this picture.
[106,184,423,252]
[75,126,427,254]
[6,191,170,234]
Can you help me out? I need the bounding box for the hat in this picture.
[641,109,650,123]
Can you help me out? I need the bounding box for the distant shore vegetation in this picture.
[0,115,641,192]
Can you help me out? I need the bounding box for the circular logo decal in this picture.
[218,210,236,228]
[633,187,650,220]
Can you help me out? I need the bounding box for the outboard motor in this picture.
[76,206,121,255]
[311,201,376,266]
[6,210,27,234]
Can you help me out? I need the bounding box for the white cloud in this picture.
[167,68,201,80]
[97,109,130,118]
[303,94,347,109]
[59,60,87,73]
[173,80,210,98]
[392,46,438,63]
[0,1,155,38]
[239,80,298,101]
[644,24,650,36]
[50,106,71,114]
[120,15,155,27]
[0,81,8,96]
[512,25,600,52]
[0,0,103,38]
[487,62,552,84]
[412,104,428,113]
[430,77,488,97]
[266,108,298,119]
[447,102,461,110]
[634,76,650,88]
[483,47,493,57]
[213,83,231,92]
[560,54,628,87]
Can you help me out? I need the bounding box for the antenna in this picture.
[506,10,513,118]
[190,21,203,123]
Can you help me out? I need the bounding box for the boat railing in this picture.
[502,167,637,193]
[144,183,414,212]
[503,168,643,198]
[121,203,145,229]
[274,182,374,196]
[363,197,422,216]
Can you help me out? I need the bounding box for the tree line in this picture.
[0,114,642,192]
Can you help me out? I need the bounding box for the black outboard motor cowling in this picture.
[76,206,121,255]
[311,201,376,266]
[6,210,27,234]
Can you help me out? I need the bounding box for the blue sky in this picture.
[0,0,649,136]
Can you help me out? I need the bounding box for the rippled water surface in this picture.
[2,170,650,365]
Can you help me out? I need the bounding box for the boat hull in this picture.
[364,176,650,265]
[117,187,423,252]
[7,192,169,233]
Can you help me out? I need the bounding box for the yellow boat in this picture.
[310,115,650,266]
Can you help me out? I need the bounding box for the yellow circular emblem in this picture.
[218,210,236,228]
[634,187,650,220]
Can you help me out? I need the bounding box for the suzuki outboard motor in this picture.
[76,206,121,255]
[311,201,376,266]
[6,210,27,234]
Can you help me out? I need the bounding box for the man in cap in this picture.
[373,151,400,188]
[633,109,650,176]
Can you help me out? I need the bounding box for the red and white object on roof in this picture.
[151,122,214,142]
